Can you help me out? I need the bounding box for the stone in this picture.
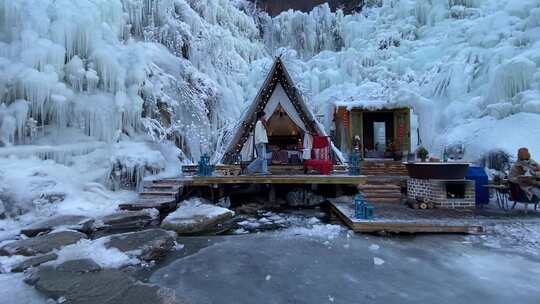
[236,203,263,215]
[26,259,177,304]
[160,199,235,235]
[105,229,176,261]
[96,210,160,233]
[286,189,326,207]
[12,253,58,273]
[21,215,94,237]
[0,231,87,256]
[56,259,101,273]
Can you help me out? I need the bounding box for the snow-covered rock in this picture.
[26,259,176,304]
[20,215,94,237]
[54,238,138,269]
[95,210,160,233]
[0,231,87,257]
[104,229,176,261]
[11,253,58,273]
[161,198,234,235]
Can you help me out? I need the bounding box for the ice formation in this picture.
[0,0,539,217]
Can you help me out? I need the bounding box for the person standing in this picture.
[247,111,269,175]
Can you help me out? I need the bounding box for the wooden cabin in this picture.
[334,106,412,159]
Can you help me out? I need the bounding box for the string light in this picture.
[225,58,319,162]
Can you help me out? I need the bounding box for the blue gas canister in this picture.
[466,166,489,206]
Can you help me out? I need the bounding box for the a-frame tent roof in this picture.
[221,57,344,164]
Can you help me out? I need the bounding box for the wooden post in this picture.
[360,110,365,159]
[268,185,276,205]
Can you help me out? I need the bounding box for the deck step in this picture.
[358,184,400,191]
[119,198,178,211]
[364,198,402,204]
[143,181,181,187]
[141,188,180,194]
[361,161,408,177]
[139,191,178,196]
[143,184,180,190]
[364,194,401,201]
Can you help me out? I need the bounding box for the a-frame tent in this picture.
[221,57,344,165]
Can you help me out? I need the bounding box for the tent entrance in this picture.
[266,105,304,165]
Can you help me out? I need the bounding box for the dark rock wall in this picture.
[250,0,363,16]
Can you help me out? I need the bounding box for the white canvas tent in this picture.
[222,57,344,164]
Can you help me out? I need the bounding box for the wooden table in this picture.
[483,184,510,210]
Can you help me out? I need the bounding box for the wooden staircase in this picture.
[119,180,182,211]
[361,160,408,176]
[357,161,407,204]
[358,182,403,204]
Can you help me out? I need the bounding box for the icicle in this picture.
[65,56,86,92]
[0,115,16,145]
[487,57,536,104]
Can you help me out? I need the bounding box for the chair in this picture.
[303,136,333,175]
[509,182,539,212]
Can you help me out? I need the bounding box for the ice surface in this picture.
[0,273,47,304]
[150,231,540,304]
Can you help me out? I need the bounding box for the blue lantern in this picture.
[198,154,215,176]
[364,204,374,220]
[354,193,366,219]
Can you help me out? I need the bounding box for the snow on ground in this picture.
[468,220,540,257]
[53,238,140,269]
[0,156,136,218]
[278,224,344,240]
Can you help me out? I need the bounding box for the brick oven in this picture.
[407,178,476,209]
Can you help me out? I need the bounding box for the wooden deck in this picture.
[182,164,348,175]
[329,201,485,234]
[164,174,368,186]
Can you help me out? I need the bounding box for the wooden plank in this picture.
[119,198,177,211]
[329,201,485,234]
[182,164,349,173]
[170,175,368,186]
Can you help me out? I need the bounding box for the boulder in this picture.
[0,231,87,256]
[286,189,326,207]
[105,229,176,261]
[21,215,94,237]
[56,259,101,273]
[236,203,263,215]
[161,198,234,235]
[12,253,58,273]
[95,210,160,233]
[26,259,177,304]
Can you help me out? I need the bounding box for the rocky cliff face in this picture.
[249,0,363,16]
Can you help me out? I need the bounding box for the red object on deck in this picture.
[304,136,333,175]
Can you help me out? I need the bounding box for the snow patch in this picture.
[54,238,139,269]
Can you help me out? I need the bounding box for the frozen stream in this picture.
[149,230,540,304]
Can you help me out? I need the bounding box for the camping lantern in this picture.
[364,204,374,220]
[354,193,366,219]
[198,154,215,176]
